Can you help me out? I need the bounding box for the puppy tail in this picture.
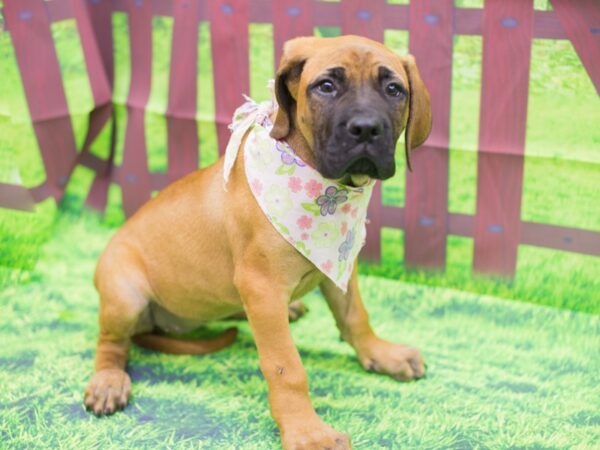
[132,327,238,355]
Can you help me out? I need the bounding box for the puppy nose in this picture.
[346,116,384,143]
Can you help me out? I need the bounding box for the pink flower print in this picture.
[251,179,263,196]
[297,215,313,230]
[341,221,348,236]
[351,207,359,218]
[322,260,333,273]
[301,232,309,240]
[341,203,352,214]
[288,176,302,193]
[305,179,323,198]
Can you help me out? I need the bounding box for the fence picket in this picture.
[4,0,78,203]
[473,0,534,276]
[272,0,314,69]
[209,0,250,156]
[551,0,600,95]
[120,0,153,217]
[404,0,453,271]
[166,0,200,182]
[71,0,115,212]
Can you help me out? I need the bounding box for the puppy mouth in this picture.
[338,173,371,188]
[333,158,378,187]
[317,141,396,182]
[346,157,379,178]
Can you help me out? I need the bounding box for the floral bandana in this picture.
[223,93,375,292]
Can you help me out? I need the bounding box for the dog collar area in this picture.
[224,97,374,292]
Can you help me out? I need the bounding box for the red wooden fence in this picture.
[1,0,599,278]
[404,0,452,270]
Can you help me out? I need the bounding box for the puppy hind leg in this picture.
[84,273,150,416]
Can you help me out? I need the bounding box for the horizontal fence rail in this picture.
[1,0,599,279]
[27,0,574,40]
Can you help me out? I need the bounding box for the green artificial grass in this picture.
[1,213,599,449]
[2,3,599,448]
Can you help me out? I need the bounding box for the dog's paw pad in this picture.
[84,369,131,416]
[361,342,426,382]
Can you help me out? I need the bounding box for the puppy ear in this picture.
[402,55,432,171]
[270,37,314,140]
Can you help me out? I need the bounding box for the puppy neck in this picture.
[269,109,317,170]
[284,127,317,170]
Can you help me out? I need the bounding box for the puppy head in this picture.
[270,35,431,181]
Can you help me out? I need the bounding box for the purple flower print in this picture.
[276,141,306,167]
[338,230,355,261]
[316,186,348,216]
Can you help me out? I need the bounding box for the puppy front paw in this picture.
[84,368,131,415]
[359,339,425,381]
[281,417,351,450]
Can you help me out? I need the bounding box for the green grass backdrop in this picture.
[1,1,600,448]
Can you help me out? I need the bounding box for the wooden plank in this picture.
[533,10,568,40]
[272,0,314,68]
[404,0,453,271]
[473,0,534,276]
[454,8,482,36]
[166,118,199,179]
[120,0,153,217]
[4,0,78,202]
[70,0,111,107]
[166,0,200,181]
[82,0,117,211]
[380,206,405,229]
[520,221,600,257]
[86,0,115,87]
[4,0,70,119]
[448,212,474,238]
[551,0,600,94]
[69,0,115,212]
[209,0,250,156]
[40,0,568,39]
[453,8,567,39]
[0,183,35,212]
[341,0,385,262]
[45,0,71,23]
[378,209,600,257]
[341,0,384,39]
[383,4,409,30]
[153,0,174,17]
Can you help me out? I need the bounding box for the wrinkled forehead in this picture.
[301,42,407,87]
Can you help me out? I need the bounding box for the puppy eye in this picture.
[316,80,336,95]
[385,83,404,98]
